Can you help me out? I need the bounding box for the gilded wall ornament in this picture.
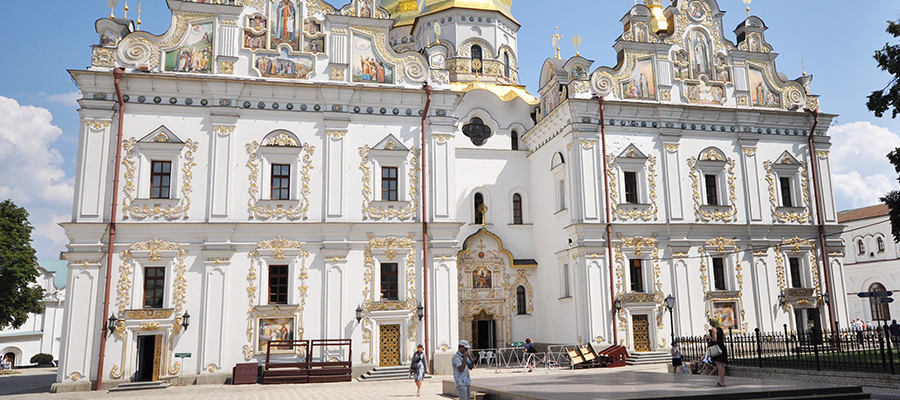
[775,237,820,312]
[763,160,811,223]
[606,154,658,221]
[213,126,235,136]
[359,145,420,220]
[219,60,234,74]
[92,47,116,68]
[118,11,216,70]
[613,234,665,348]
[687,155,738,222]
[121,138,199,220]
[245,141,315,220]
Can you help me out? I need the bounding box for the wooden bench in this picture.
[260,339,353,384]
[596,344,627,368]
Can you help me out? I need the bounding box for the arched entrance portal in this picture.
[458,228,521,350]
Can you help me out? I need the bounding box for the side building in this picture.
[839,204,898,325]
[0,260,67,368]
[55,0,845,391]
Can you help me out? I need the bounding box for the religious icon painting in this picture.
[688,29,712,80]
[254,49,314,80]
[430,53,446,69]
[685,81,726,105]
[270,0,302,51]
[164,22,214,74]
[687,1,706,21]
[245,13,267,34]
[711,301,739,330]
[305,18,322,35]
[351,34,394,84]
[256,317,296,354]
[99,29,118,47]
[472,266,492,289]
[572,65,588,80]
[749,67,780,107]
[305,36,325,54]
[621,58,655,100]
[357,0,373,18]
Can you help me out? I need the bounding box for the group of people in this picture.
[671,318,728,387]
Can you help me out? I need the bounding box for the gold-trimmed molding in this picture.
[245,140,315,220]
[121,138,199,220]
[764,160,811,223]
[606,154,658,221]
[613,234,665,348]
[359,144,420,220]
[687,155,738,222]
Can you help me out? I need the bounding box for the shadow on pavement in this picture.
[0,369,56,396]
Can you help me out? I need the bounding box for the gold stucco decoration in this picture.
[360,233,417,363]
[121,138,199,220]
[245,141,315,220]
[606,154,658,221]
[359,145,420,220]
[613,233,664,348]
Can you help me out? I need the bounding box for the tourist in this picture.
[452,340,474,400]
[0,355,8,375]
[890,319,900,347]
[671,341,683,373]
[410,344,427,397]
[524,337,537,372]
[709,318,727,387]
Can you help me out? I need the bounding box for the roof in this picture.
[38,260,68,290]
[837,204,890,223]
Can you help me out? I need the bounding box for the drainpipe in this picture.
[805,109,836,332]
[421,83,433,357]
[595,96,617,345]
[96,67,127,390]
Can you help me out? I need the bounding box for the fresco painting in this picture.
[164,22,213,73]
[305,36,325,54]
[622,58,655,100]
[352,34,394,84]
[750,67,781,107]
[271,0,301,51]
[712,301,739,329]
[257,317,296,353]
[473,266,492,289]
[689,29,712,80]
[255,49,314,79]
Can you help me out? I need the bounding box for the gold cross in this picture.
[743,0,752,17]
[551,27,564,59]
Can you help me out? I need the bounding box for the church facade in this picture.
[56,0,844,391]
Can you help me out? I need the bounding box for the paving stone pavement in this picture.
[3,365,668,400]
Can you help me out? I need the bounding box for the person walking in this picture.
[523,338,537,372]
[890,319,900,347]
[410,344,428,397]
[452,340,474,400]
[671,341,683,373]
[709,318,727,387]
[0,355,8,375]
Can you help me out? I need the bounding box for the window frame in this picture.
[629,258,645,293]
[560,263,571,298]
[516,285,527,315]
[623,171,639,204]
[380,262,400,301]
[512,193,523,225]
[869,283,892,321]
[150,160,172,199]
[473,192,485,224]
[551,152,567,213]
[712,257,727,291]
[704,173,720,206]
[858,240,865,255]
[270,163,292,201]
[142,266,166,309]
[787,256,807,289]
[381,166,399,201]
[503,52,511,78]
[471,45,483,73]
[511,130,519,150]
[779,176,793,208]
[462,117,492,146]
[877,237,885,253]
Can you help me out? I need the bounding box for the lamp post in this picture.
[664,294,676,346]
[106,314,118,336]
[181,311,191,332]
[416,304,424,321]
[355,305,363,323]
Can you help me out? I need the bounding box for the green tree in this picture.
[0,200,44,329]
[867,20,900,118]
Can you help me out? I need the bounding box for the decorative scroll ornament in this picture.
[360,233,418,363]
[92,47,116,68]
[687,155,738,222]
[613,234,664,347]
[699,238,748,331]
[606,154,658,221]
[121,138,199,220]
[256,237,306,260]
[350,26,427,84]
[764,160,811,223]
[118,11,216,70]
[775,237,820,312]
[359,145,420,220]
[245,141,315,220]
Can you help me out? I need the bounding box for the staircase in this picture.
[357,366,431,382]
[108,381,172,392]
[625,351,670,366]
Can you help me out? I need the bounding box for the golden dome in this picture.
[380,0,420,27]
[419,0,516,25]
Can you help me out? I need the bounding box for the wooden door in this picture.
[379,324,401,367]
[633,315,651,352]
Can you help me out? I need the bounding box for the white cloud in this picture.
[0,96,74,260]
[827,121,900,211]
[43,91,81,107]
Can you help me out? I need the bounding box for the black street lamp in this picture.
[614,298,622,313]
[664,294,676,346]
[181,311,191,331]
[416,304,424,321]
[106,314,118,336]
[355,304,363,323]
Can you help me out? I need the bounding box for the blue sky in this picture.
[1,0,899,260]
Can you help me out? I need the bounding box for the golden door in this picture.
[633,315,651,352]
[379,324,401,367]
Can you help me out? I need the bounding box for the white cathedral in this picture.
[55,0,847,391]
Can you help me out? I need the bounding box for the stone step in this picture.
[358,365,432,382]
[109,381,172,392]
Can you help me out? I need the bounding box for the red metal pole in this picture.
[595,96,617,345]
[805,109,836,332]
[421,83,433,356]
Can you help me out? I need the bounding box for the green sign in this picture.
[175,353,191,358]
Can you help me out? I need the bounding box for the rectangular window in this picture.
[150,161,172,199]
[562,264,571,298]
[789,257,803,288]
[704,174,719,205]
[143,267,166,309]
[712,258,726,291]
[381,167,398,201]
[558,179,566,210]
[780,177,793,207]
[512,194,523,225]
[271,164,291,200]
[624,171,638,204]
[380,262,399,300]
[268,265,289,304]
[629,259,644,292]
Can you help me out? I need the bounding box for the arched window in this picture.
[511,131,519,150]
[504,52,511,78]
[474,193,484,224]
[471,45,483,73]
[858,240,865,255]
[463,117,492,146]
[516,286,527,315]
[877,237,885,253]
[870,283,891,321]
[512,194,523,224]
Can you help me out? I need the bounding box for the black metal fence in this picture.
[676,324,900,374]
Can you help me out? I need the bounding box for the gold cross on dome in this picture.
[743,0,752,17]
[551,27,564,59]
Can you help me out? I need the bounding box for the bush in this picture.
[30,353,53,366]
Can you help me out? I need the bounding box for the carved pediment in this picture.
[373,134,408,151]
[139,126,183,144]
